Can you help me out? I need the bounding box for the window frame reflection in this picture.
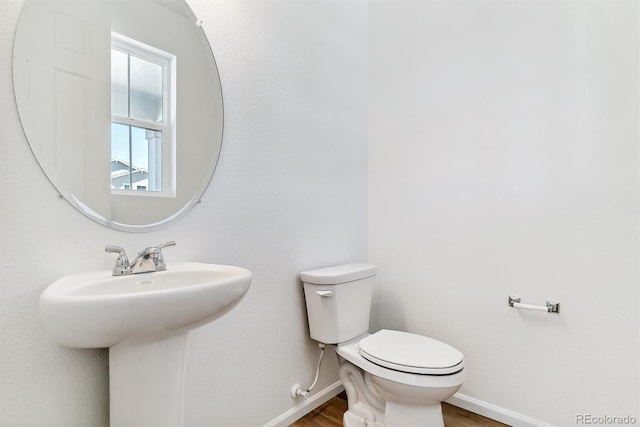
[110,32,176,197]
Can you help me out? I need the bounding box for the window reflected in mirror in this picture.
[110,32,174,195]
[111,123,162,191]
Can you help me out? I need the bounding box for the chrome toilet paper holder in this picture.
[508,296,560,313]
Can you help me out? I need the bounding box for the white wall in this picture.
[4,0,639,425]
[0,0,367,425]
[369,1,639,425]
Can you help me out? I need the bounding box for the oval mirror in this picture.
[13,0,223,232]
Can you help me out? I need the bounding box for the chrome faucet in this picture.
[105,241,176,276]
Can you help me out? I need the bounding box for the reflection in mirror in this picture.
[13,0,223,232]
[110,32,174,196]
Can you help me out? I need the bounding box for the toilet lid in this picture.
[358,330,464,375]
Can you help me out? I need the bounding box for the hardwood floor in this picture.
[442,403,509,427]
[291,394,348,427]
[290,393,510,427]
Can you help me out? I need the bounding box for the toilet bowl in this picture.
[300,264,465,427]
[337,330,464,426]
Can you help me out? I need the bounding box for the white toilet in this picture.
[301,264,464,427]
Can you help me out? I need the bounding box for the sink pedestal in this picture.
[110,333,189,427]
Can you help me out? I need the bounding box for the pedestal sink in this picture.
[39,262,252,427]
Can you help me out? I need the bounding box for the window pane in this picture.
[111,123,131,190]
[110,124,162,192]
[131,126,162,192]
[111,49,128,117]
[129,55,163,123]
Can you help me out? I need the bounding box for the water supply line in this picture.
[291,342,326,398]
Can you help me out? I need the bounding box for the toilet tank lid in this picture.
[300,264,377,285]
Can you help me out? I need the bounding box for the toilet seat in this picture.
[337,335,465,388]
[358,329,464,375]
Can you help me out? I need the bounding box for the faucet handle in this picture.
[153,241,175,271]
[157,241,176,250]
[105,245,126,255]
[105,245,131,276]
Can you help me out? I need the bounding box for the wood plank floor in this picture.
[290,393,510,427]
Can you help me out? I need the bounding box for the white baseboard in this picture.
[263,381,344,427]
[446,393,555,427]
[264,383,553,427]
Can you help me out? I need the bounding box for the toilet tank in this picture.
[300,264,377,344]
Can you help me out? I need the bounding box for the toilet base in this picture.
[343,401,444,427]
[338,356,461,427]
[340,360,385,426]
[385,401,444,427]
[344,409,383,427]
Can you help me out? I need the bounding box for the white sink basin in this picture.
[39,262,252,348]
